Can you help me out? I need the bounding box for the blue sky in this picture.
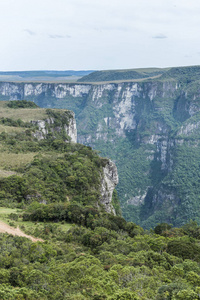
[1,0,200,71]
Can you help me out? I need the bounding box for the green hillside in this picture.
[0,103,200,299]
[0,101,117,212]
[160,65,200,82]
[1,206,200,299]
[2,66,200,229]
[77,67,167,83]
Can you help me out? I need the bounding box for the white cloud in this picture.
[48,34,71,39]
[24,29,36,36]
[152,34,168,39]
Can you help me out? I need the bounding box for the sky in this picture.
[1,0,200,71]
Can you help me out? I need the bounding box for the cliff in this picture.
[1,66,200,227]
[0,101,118,215]
[31,110,77,143]
[100,159,119,214]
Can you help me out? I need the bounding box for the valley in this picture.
[1,66,200,227]
[0,94,199,298]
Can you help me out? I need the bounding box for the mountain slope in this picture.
[0,101,119,216]
[77,67,167,82]
[1,65,200,227]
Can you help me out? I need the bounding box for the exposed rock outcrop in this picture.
[100,159,118,214]
[32,111,77,143]
[2,76,200,227]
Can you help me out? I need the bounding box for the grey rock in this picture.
[100,159,118,214]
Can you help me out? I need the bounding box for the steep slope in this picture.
[1,65,200,227]
[0,101,119,215]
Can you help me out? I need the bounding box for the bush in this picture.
[9,213,19,221]
[167,240,200,261]
[7,100,38,109]
[154,223,172,235]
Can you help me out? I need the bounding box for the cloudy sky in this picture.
[1,0,200,71]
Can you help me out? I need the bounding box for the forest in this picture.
[0,101,200,299]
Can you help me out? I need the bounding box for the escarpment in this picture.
[2,66,200,227]
[100,159,119,215]
[31,109,118,214]
[0,101,119,216]
[32,110,77,143]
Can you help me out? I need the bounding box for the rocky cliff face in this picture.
[28,106,117,215]
[1,76,200,227]
[0,82,91,101]
[100,159,119,214]
[32,112,77,143]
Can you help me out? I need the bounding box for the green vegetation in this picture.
[0,216,200,299]
[0,100,200,298]
[0,207,21,222]
[0,101,120,216]
[160,65,200,82]
[0,101,47,122]
[55,66,200,228]
[2,66,200,229]
[0,206,71,232]
[0,111,113,214]
[78,68,166,83]
[0,144,108,208]
[7,100,39,109]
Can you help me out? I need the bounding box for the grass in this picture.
[0,101,72,122]
[81,74,163,85]
[0,169,21,178]
[59,223,72,231]
[0,101,47,122]
[0,207,72,232]
[0,125,25,133]
[0,150,65,174]
[0,207,20,216]
[0,152,38,170]
[79,67,169,73]
[77,67,171,84]
[0,207,21,224]
[0,76,81,83]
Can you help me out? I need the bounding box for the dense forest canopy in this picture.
[0,100,200,299]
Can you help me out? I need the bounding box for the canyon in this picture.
[1,66,200,227]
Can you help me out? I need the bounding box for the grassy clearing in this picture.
[0,150,65,172]
[0,125,25,134]
[0,207,21,223]
[85,74,162,85]
[0,207,20,216]
[0,152,38,170]
[0,208,42,233]
[0,101,71,122]
[0,101,47,122]
[0,207,72,232]
[82,67,169,74]
[59,223,72,231]
[0,169,21,178]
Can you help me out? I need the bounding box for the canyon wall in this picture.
[1,77,200,227]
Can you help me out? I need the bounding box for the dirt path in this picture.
[0,221,43,242]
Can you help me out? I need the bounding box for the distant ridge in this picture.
[0,70,95,82]
[77,65,200,83]
[0,70,95,77]
[2,65,200,84]
[77,67,168,83]
[159,65,200,81]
